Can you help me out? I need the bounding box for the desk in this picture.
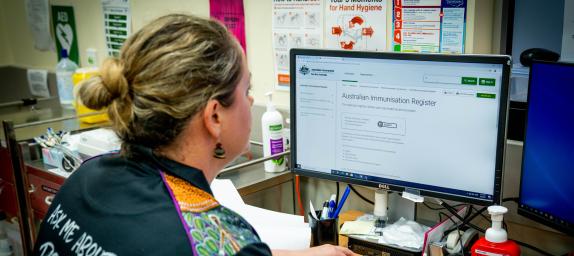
[26,155,294,217]
[218,164,293,197]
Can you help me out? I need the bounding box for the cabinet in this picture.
[0,147,18,217]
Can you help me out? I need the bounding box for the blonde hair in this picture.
[79,14,243,153]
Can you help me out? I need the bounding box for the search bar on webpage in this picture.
[423,75,461,85]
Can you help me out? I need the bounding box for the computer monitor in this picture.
[290,49,511,205]
[518,61,574,235]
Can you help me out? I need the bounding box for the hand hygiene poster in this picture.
[272,0,324,88]
[392,0,467,53]
[325,0,386,51]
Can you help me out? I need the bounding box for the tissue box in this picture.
[42,147,64,168]
[77,128,120,157]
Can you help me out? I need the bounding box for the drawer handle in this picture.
[28,184,36,193]
[45,195,54,205]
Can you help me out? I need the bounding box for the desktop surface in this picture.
[290,50,510,205]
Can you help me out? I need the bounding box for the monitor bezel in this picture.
[517,60,574,235]
[289,49,511,206]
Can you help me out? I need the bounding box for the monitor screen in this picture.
[518,61,574,235]
[290,49,510,205]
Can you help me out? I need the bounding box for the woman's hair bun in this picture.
[78,58,129,110]
[100,58,129,99]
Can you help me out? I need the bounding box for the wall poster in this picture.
[51,5,79,63]
[392,0,466,54]
[272,0,324,88]
[325,0,386,51]
[210,0,247,53]
[101,0,131,57]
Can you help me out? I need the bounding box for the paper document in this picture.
[210,179,311,249]
[27,69,50,98]
[25,0,53,51]
[210,178,245,210]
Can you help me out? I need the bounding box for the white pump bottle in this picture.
[485,205,508,243]
[261,92,285,172]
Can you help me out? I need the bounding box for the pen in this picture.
[332,185,351,219]
[320,201,329,220]
[328,194,336,218]
[309,201,318,220]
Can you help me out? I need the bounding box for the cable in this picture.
[423,202,445,211]
[336,182,340,207]
[429,199,551,256]
[439,212,465,256]
[439,200,486,233]
[423,201,467,211]
[295,175,305,216]
[348,184,374,205]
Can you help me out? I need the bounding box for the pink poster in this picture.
[210,0,247,53]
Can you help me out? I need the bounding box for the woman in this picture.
[33,14,354,256]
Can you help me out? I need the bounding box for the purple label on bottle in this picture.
[270,138,284,165]
[270,138,284,154]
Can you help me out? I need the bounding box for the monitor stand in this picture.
[373,189,416,224]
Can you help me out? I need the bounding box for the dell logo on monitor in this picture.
[378,184,390,190]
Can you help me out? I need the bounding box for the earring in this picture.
[213,143,226,159]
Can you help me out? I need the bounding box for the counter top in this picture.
[1,106,106,142]
[26,153,293,197]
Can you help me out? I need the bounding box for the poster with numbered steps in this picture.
[392,0,466,53]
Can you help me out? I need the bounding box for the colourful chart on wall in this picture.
[325,0,386,51]
[210,0,246,53]
[392,0,466,53]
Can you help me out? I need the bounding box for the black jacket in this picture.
[33,145,272,256]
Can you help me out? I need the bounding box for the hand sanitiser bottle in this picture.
[262,92,285,173]
[471,206,520,256]
[56,49,79,109]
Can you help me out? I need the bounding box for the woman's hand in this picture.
[273,244,357,256]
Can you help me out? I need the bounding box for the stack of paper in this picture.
[210,179,311,250]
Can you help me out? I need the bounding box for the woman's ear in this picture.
[203,99,222,139]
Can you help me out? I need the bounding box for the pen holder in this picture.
[309,211,338,246]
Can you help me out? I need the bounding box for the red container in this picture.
[471,237,520,256]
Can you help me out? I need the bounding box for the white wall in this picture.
[0,0,14,66]
[0,0,493,109]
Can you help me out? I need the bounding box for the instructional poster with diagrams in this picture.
[101,0,131,57]
[272,0,324,88]
[392,0,466,53]
[325,0,386,51]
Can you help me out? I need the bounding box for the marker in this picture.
[332,185,351,219]
[320,201,329,220]
[328,194,336,218]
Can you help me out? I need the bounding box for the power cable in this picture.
[348,184,374,205]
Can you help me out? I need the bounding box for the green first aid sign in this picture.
[51,6,79,64]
